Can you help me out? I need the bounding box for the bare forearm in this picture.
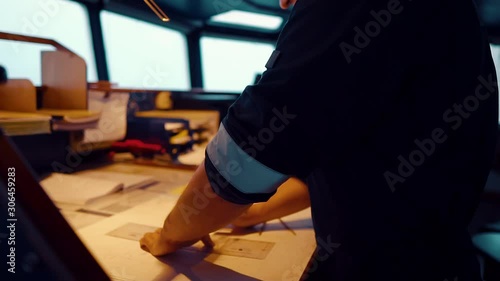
[160,161,251,244]
[234,177,310,227]
[259,178,310,221]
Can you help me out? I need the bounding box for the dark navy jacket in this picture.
[205,0,498,280]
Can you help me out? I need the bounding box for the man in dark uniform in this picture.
[140,0,498,280]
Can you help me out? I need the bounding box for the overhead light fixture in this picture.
[210,10,283,30]
[144,0,170,22]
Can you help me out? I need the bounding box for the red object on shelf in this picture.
[111,139,166,155]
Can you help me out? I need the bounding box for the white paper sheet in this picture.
[40,173,124,205]
[77,195,315,281]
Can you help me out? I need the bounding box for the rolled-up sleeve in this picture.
[205,123,288,204]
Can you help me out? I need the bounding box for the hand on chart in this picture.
[140,228,214,256]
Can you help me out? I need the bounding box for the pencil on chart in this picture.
[279,218,296,236]
[259,222,266,235]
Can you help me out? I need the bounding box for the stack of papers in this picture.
[83,91,129,144]
[0,110,51,136]
[40,171,156,205]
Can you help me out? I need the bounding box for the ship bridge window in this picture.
[0,0,97,85]
[201,36,274,93]
[100,10,190,90]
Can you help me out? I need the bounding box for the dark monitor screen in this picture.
[0,129,110,281]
